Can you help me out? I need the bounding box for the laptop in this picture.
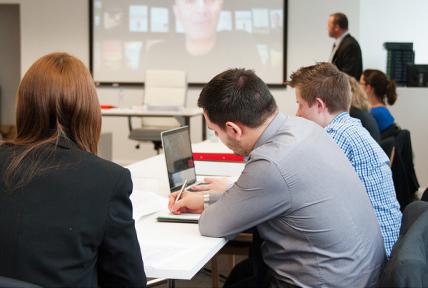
[161,126,198,192]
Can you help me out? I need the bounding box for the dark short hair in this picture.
[287,62,351,113]
[331,12,348,30]
[198,69,277,128]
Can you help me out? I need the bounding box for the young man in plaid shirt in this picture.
[288,62,402,257]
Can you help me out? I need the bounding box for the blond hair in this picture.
[348,75,370,110]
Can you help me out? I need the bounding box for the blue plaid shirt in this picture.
[326,112,402,257]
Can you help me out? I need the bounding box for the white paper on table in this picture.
[132,177,160,192]
[130,189,168,220]
[141,242,201,269]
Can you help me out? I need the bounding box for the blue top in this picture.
[326,112,402,257]
[371,106,395,132]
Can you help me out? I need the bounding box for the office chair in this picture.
[421,187,428,202]
[381,128,419,211]
[379,201,428,287]
[0,276,41,288]
[128,70,187,153]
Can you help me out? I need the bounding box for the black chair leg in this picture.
[153,141,162,154]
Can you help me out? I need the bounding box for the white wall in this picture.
[272,0,360,120]
[390,88,428,190]
[0,0,88,75]
[360,0,428,70]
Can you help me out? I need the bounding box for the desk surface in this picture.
[127,141,240,280]
[102,107,202,117]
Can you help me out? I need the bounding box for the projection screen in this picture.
[91,0,287,84]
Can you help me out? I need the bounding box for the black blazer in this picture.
[350,106,381,143]
[0,137,146,287]
[332,34,363,80]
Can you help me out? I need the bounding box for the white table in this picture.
[126,141,244,282]
[102,107,206,140]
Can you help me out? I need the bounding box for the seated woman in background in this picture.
[0,53,146,287]
[348,75,381,143]
[360,69,399,138]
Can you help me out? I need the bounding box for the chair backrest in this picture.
[421,187,428,202]
[0,276,41,288]
[144,70,187,107]
[380,136,395,165]
[381,128,419,211]
[379,201,428,287]
[142,70,187,127]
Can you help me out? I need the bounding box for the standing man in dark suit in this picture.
[328,12,363,80]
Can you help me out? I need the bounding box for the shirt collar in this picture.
[253,112,287,150]
[335,31,350,47]
[325,112,350,132]
[52,132,78,150]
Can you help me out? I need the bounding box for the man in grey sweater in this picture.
[168,68,385,288]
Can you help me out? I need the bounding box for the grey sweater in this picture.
[199,113,386,288]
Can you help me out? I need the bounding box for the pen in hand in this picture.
[174,179,188,205]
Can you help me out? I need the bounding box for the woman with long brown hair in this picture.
[360,69,398,137]
[0,53,146,287]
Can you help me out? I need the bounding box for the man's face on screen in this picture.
[174,0,223,40]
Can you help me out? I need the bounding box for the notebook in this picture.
[157,212,200,224]
[161,126,199,192]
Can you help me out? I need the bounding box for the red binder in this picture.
[192,152,245,163]
[100,105,116,109]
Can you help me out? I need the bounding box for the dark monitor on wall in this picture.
[407,64,428,87]
[90,0,288,86]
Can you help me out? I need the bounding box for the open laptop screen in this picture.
[161,126,197,191]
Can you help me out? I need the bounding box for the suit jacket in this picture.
[0,137,146,287]
[350,106,381,143]
[332,34,363,80]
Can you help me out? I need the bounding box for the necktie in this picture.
[329,43,336,63]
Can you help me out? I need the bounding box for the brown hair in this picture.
[1,52,101,189]
[348,75,370,110]
[287,62,351,113]
[362,69,397,105]
[330,12,349,30]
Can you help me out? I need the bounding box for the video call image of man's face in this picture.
[93,0,285,84]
